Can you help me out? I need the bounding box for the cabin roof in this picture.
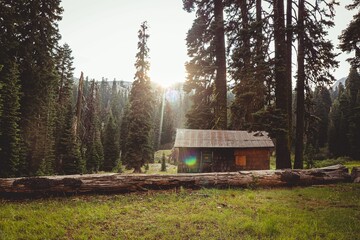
[174,129,274,148]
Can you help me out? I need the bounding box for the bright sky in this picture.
[58,0,356,86]
[58,0,193,86]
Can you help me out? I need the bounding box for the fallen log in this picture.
[0,164,352,197]
[351,167,360,183]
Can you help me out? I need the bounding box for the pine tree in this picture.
[294,0,338,168]
[311,86,332,149]
[17,0,63,175]
[227,0,268,130]
[119,104,130,165]
[124,21,155,173]
[185,82,214,129]
[213,0,227,129]
[59,104,83,175]
[99,78,111,125]
[0,60,21,177]
[84,80,104,173]
[161,100,175,145]
[328,84,350,157]
[183,0,227,130]
[161,152,167,172]
[339,0,360,68]
[346,67,360,105]
[294,0,306,169]
[103,115,120,172]
[0,65,2,146]
[54,43,75,173]
[0,2,22,177]
[110,79,125,125]
[346,68,360,158]
[55,44,74,106]
[273,0,292,169]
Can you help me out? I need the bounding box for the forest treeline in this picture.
[182,0,360,169]
[0,0,359,177]
[0,2,178,177]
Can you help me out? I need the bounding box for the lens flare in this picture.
[184,156,197,166]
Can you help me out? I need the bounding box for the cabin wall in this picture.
[177,147,271,173]
[177,148,201,173]
[234,148,271,170]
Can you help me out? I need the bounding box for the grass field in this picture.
[1,184,359,240]
[269,156,360,171]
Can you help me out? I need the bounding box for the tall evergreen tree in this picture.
[0,65,2,133]
[286,0,294,138]
[0,60,21,177]
[345,68,360,159]
[119,103,130,165]
[54,43,75,173]
[273,0,292,169]
[328,83,351,157]
[294,0,306,169]
[0,1,24,177]
[339,0,360,68]
[17,0,63,175]
[183,0,227,130]
[55,44,74,106]
[103,115,120,171]
[346,67,360,104]
[311,86,332,149]
[227,0,268,129]
[161,100,175,145]
[124,21,155,173]
[213,0,227,129]
[84,80,104,173]
[294,0,305,169]
[58,104,83,175]
[294,0,338,168]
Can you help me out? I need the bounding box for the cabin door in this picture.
[200,150,213,172]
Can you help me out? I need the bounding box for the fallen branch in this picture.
[0,164,352,197]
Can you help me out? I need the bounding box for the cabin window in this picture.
[202,152,212,163]
[236,155,246,166]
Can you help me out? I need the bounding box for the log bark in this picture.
[351,167,360,183]
[0,165,352,197]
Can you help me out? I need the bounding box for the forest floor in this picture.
[0,183,359,239]
[148,150,360,174]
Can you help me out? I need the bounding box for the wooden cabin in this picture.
[174,129,274,173]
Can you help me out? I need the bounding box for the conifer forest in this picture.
[0,0,360,178]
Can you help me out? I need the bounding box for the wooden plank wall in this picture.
[234,148,271,170]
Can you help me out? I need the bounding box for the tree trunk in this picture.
[74,72,84,138]
[254,0,266,118]
[286,0,293,145]
[0,165,351,197]
[294,0,305,169]
[214,0,227,129]
[240,0,250,69]
[274,0,292,169]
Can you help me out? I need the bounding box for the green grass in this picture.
[154,149,172,163]
[313,157,360,171]
[122,150,177,174]
[270,155,360,171]
[1,184,359,239]
[122,163,178,175]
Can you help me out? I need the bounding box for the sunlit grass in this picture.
[154,149,172,163]
[313,158,360,171]
[270,155,360,171]
[122,150,177,174]
[1,184,359,239]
